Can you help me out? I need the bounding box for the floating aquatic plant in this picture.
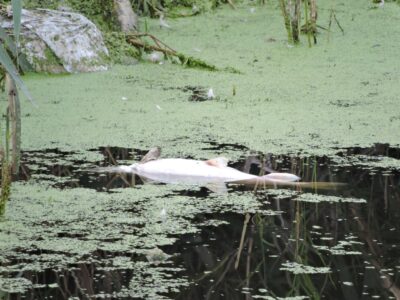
[294,194,367,203]
[280,261,331,274]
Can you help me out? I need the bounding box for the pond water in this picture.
[1,143,400,299]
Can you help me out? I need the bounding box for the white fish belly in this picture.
[134,159,256,183]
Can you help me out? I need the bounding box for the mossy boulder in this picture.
[1,8,109,73]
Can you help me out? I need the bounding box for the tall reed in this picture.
[279,0,318,45]
[0,0,30,214]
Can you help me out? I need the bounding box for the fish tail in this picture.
[90,165,135,173]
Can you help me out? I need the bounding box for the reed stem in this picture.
[278,0,294,44]
[304,0,312,47]
[6,73,21,175]
[291,0,301,43]
[310,0,317,43]
[0,73,21,214]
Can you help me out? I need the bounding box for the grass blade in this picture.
[0,26,17,55]
[0,27,32,72]
[0,44,36,106]
[12,0,22,46]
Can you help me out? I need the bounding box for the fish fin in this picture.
[140,147,161,163]
[205,157,229,168]
[139,175,157,184]
[206,182,228,194]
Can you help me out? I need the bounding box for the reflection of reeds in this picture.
[235,213,251,269]
[252,207,329,299]
[166,146,400,299]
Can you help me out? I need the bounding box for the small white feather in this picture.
[207,88,215,99]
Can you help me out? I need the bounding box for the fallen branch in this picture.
[125,32,240,73]
[126,33,177,56]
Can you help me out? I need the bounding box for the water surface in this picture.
[1,143,399,299]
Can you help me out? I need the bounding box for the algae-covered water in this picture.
[1,0,400,299]
[18,1,400,158]
[1,144,400,299]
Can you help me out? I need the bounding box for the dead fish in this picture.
[98,147,309,193]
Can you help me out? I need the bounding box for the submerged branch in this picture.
[235,213,251,269]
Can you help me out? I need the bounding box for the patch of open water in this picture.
[1,143,400,299]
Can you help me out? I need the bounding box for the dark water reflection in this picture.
[170,201,400,299]
[2,143,400,299]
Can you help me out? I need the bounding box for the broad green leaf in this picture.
[0,44,35,106]
[12,0,22,46]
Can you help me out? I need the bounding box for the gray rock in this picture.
[1,8,109,73]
